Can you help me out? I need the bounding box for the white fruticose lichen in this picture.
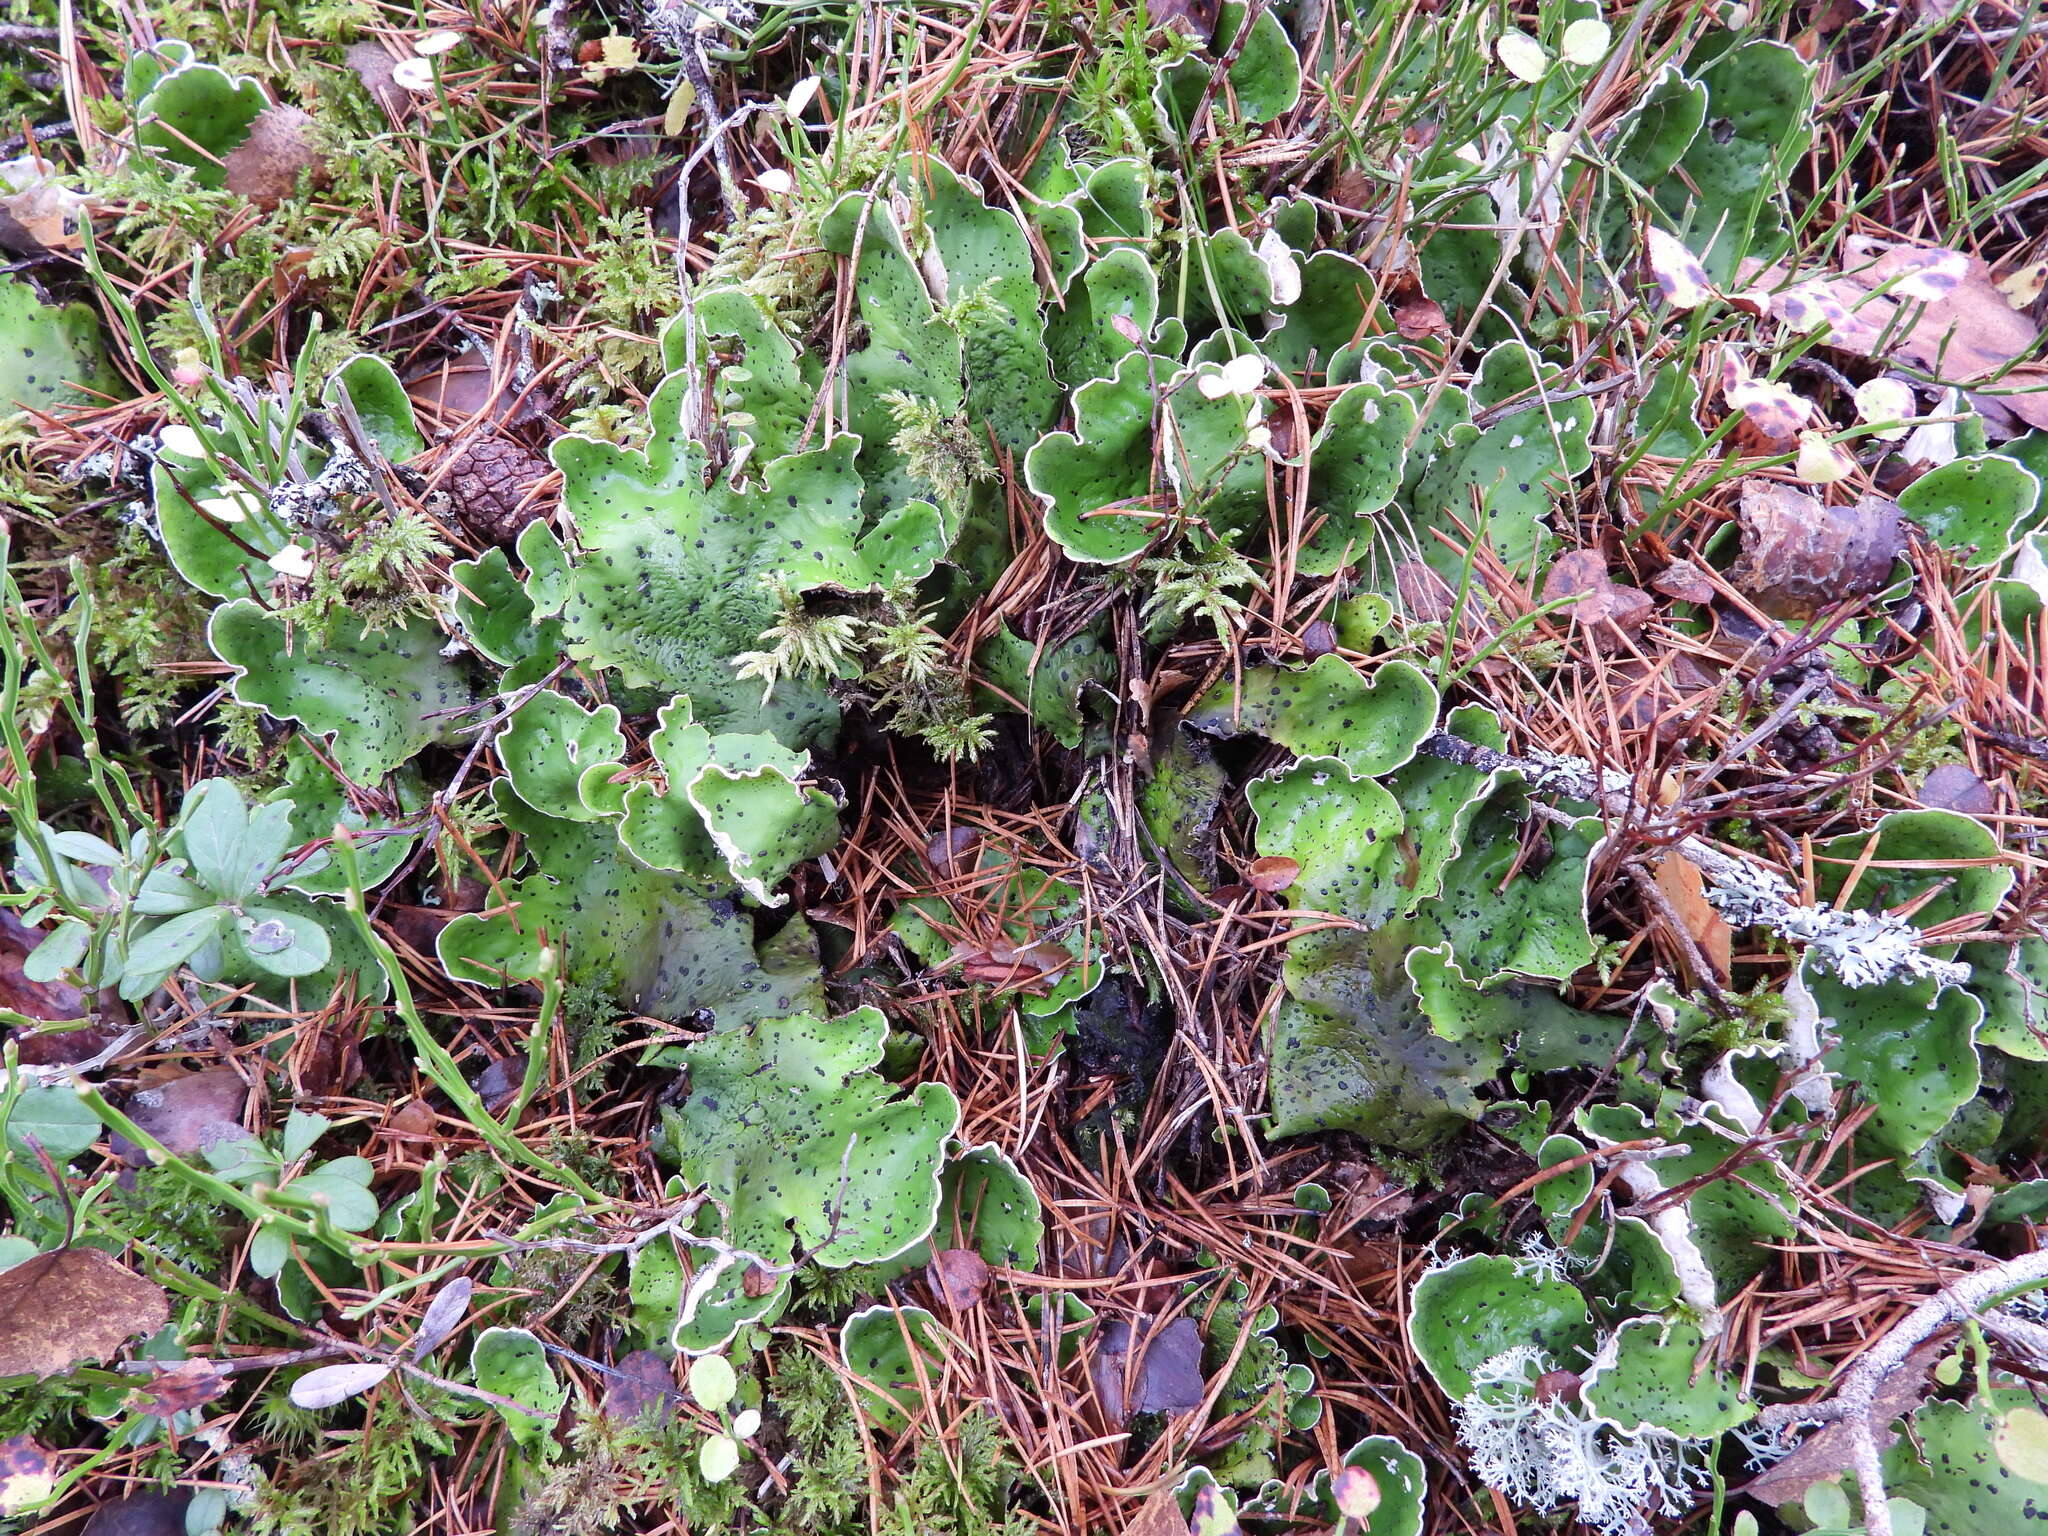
[1457,1347,1708,1536]
[1517,1229,1595,1277]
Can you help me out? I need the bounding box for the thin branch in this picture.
[1414,732,1971,989]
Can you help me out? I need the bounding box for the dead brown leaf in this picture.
[1541,549,1653,644]
[1653,854,1734,985]
[602,1350,680,1423]
[405,355,531,429]
[0,1247,170,1379]
[1745,1340,1945,1507]
[0,911,89,1028]
[1394,559,1507,674]
[1920,763,1996,815]
[1244,856,1299,893]
[1652,559,1716,605]
[130,1359,228,1419]
[1754,240,2048,430]
[949,939,1073,992]
[1147,0,1219,38]
[1605,653,1720,745]
[384,1097,436,1141]
[345,41,410,121]
[1726,481,1905,620]
[1090,1316,1206,1427]
[222,106,325,208]
[1120,1487,1191,1536]
[926,1248,991,1310]
[1394,294,1450,340]
[923,826,981,875]
[113,1068,250,1165]
[0,158,95,255]
[80,1491,191,1536]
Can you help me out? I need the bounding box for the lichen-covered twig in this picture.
[1754,1247,2048,1536]
[1415,732,1970,990]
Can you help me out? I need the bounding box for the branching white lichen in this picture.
[1417,733,1971,990]
[1517,1229,1596,1278]
[1456,1347,1708,1536]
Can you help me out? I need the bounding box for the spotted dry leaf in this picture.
[1644,226,1714,310]
[1749,239,2048,429]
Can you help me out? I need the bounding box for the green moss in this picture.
[512,1407,753,1536]
[767,1346,1034,1536]
[248,1389,464,1536]
[55,519,216,732]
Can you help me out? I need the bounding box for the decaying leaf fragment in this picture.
[1089,1315,1206,1427]
[0,1247,170,1379]
[0,158,96,255]
[1541,549,1654,644]
[1651,853,1734,985]
[221,105,326,208]
[1725,480,1905,619]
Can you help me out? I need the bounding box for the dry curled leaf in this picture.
[927,1248,991,1310]
[1651,559,1716,604]
[131,1359,228,1419]
[950,939,1073,992]
[1245,856,1300,893]
[1541,548,1653,644]
[1393,294,1450,339]
[0,1247,170,1380]
[1726,481,1905,619]
[0,158,96,256]
[1725,377,1814,450]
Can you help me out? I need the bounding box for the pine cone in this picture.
[445,436,550,546]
